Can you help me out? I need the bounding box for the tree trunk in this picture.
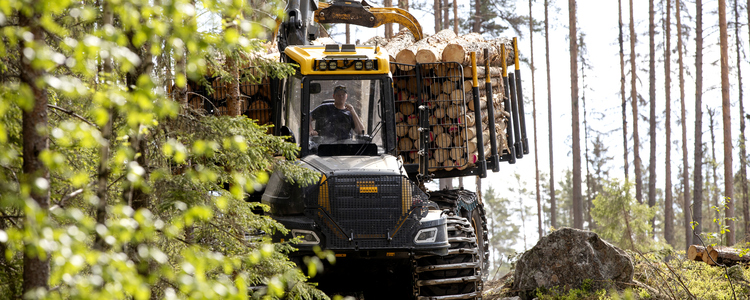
[581,38,593,229]
[530,0,542,239]
[676,0,691,252]
[545,0,556,229]
[664,0,674,247]
[443,0,450,30]
[629,0,643,205]
[434,0,441,33]
[569,0,583,230]
[384,0,393,38]
[709,108,720,234]
[719,0,735,245]
[619,0,629,182]
[648,0,657,237]
[453,0,458,34]
[692,0,704,246]
[399,0,409,32]
[346,24,350,44]
[735,0,748,242]
[19,8,50,293]
[473,0,481,33]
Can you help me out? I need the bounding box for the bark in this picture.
[545,0,556,229]
[629,0,643,205]
[735,0,748,242]
[709,109,720,233]
[346,24,350,44]
[19,9,50,293]
[692,0,704,246]
[569,0,583,230]
[530,0,542,238]
[384,0,393,38]
[453,0,458,34]
[434,0,441,33]
[703,246,750,266]
[581,40,592,229]
[443,0,450,30]
[676,0,690,252]
[619,0,629,182]
[719,0,735,245]
[648,0,657,237]
[664,0,675,247]
[473,0,481,33]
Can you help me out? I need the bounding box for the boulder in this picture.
[512,228,633,298]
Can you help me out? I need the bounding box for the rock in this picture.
[512,228,633,298]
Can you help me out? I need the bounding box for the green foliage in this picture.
[591,180,656,252]
[0,0,326,299]
[483,185,520,276]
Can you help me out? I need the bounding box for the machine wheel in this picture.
[413,214,481,300]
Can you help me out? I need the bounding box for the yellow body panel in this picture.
[285,45,391,75]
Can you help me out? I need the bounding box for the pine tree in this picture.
[719,0,735,245]
[545,0,557,230]
[676,0,691,252]
[663,0,675,247]
[692,0,705,246]
[569,0,583,229]
[629,0,643,205]
[619,0,630,183]
[530,0,543,239]
[648,0,657,237]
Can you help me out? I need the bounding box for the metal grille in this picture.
[307,174,431,248]
[390,62,420,164]
[390,62,469,171]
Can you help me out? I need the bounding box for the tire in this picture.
[413,215,481,299]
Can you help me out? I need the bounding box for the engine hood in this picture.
[302,154,405,176]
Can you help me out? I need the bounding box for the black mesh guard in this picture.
[305,174,433,249]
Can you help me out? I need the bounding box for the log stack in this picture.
[392,60,509,171]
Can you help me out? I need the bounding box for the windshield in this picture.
[307,79,384,155]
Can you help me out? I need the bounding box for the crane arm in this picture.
[314,1,424,41]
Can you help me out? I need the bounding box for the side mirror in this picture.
[310,83,321,94]
[280,126,296,143]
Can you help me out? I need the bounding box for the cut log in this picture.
[435,133,452,148]
[434,149,450,163]
[408,126,420,140]
[382,29,417,63]
[396,123,408,137]
[414,29,458,64]
[399,102,415,115]
[703,246,750,266]
[407,114,419,125]
[398,137,413,151]
[687,245,706,261]
[463,66,503,79]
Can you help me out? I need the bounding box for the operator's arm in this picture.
[346,104,365,135]
[309,107,319,136]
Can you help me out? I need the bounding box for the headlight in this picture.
[414,228,438,244]
[292,229,321,245]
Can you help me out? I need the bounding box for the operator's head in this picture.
[333,85,348,106]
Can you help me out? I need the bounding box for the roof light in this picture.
[365,60,374,70]
[318,60,327,70]
[354,60,364,70]
[328,60,337,70]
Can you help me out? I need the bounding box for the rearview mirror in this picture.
[310,83,321,94]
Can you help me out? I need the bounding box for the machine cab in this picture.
[279,44,396,158]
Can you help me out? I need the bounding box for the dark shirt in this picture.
[311,103,354,140]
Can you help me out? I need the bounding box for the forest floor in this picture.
[481,252,750,300]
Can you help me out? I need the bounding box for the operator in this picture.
[309,85,365,140]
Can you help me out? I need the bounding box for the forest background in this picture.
[1,0,750,298]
